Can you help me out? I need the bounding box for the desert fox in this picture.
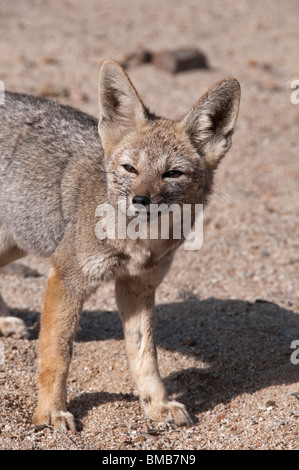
[0,60,240,430]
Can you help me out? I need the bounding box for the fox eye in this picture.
[123,164,138,174]
[163,170,183,179]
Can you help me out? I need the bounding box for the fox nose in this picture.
[132,195,151,206]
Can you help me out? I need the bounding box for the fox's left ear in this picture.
[98,59,147,157]
[181,78,240,169]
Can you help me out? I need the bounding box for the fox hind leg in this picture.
[0,226,28,338]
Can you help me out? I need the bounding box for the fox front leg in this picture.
[33,267,83,431]
[115,277,192,426]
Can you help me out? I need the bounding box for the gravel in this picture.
[0,0,298,450]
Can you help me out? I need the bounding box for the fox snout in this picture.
[130,178,153,208]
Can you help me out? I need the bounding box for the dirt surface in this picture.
[0,0,299,450]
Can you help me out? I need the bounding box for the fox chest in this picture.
[80,241,162,284]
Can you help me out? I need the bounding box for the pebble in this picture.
[152,48,208,73]
[121,47,208,73]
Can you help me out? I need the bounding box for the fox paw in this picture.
[145,400,193,426]
[0,316,28,339]
[33,408,76,432]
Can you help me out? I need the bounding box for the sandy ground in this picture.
[0,0,299,450]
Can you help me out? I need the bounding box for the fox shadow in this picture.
[75,297,299,419]
[12,296,299,420]
[156,298,299,416]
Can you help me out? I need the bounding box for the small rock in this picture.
[34,425,48,432]
[121,439,132,445]
[265,400,277,408]
[121,49,152,68]
[146,428,160,436]
[243,270,253,278]
[152,48,208,73]
[291,392,299,400]
[140,432,159,441]
[179,290,197,300]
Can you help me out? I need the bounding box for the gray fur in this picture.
[0,92,104,256]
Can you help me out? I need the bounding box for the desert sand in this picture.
[0,0,298,450]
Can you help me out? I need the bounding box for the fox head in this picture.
[98,59,240,212]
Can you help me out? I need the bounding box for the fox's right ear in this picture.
[98,59,146,157]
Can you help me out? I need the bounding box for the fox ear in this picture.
[181,78,240,169]
[98,59,146,156]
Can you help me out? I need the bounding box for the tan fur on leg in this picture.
[115,278,192,426]
[33,267,83,431]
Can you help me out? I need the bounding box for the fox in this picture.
[0,59,240,431]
